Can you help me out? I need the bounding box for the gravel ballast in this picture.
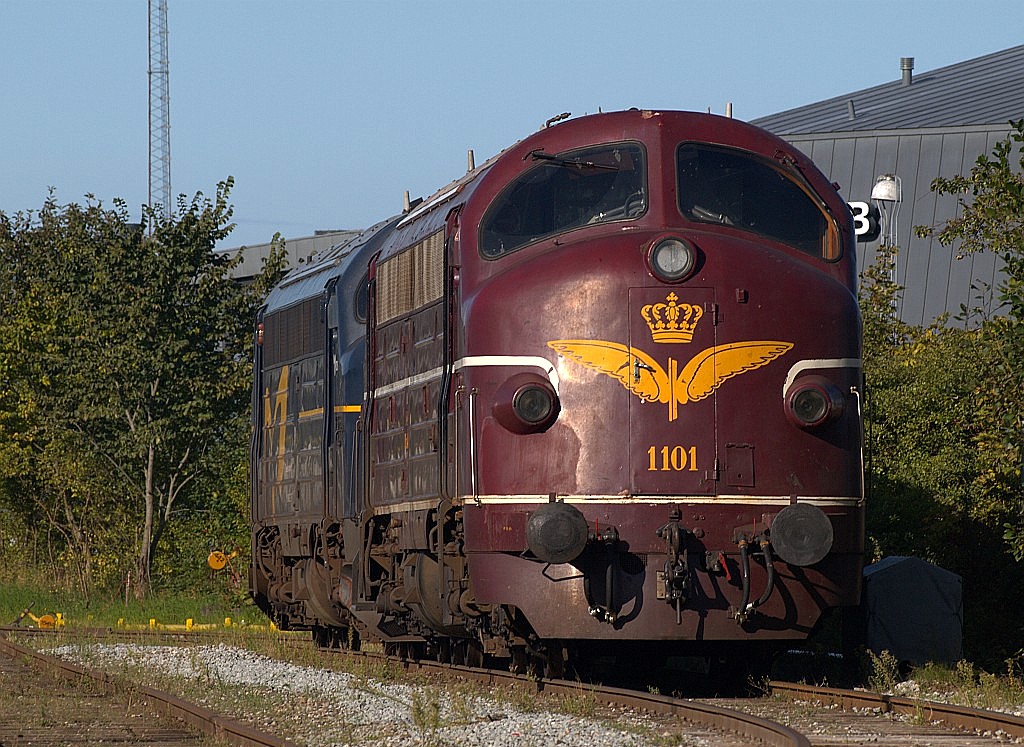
[47,642,691,747]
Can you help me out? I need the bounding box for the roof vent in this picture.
[900,57,914,86]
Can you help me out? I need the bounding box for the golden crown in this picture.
[641,293,703,343]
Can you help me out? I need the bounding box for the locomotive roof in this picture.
[372,109,820,265]
[373,155,502,263]
[262,216,400,314]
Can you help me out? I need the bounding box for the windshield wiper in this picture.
[527,149,619,171]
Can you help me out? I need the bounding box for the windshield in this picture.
[481,143,646,258]
[677,143,839,259]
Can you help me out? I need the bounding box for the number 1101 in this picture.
[647,445,698,472]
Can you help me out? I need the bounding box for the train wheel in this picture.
[436,638,452,664]
[464,640,484,668]
[312,625,339,649]
[510,648,530,674]
[544,645,566,680]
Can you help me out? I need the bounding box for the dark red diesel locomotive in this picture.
[250,109,864,676]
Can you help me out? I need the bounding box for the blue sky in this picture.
[3,1,1022,250]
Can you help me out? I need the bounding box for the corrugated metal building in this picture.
[222,229,361,284]
[752,45,1024,326]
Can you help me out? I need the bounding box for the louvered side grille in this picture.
[377,230,444,323]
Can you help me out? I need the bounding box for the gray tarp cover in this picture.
[863,556,963,666]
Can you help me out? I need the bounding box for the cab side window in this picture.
[481,143,646,258]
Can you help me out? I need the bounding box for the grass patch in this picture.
[863,647,1024,714]
[0,576,266,631]
[909,656,1024,711]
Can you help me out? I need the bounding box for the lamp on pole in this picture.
[871,174,902,247]
[871,174,902,321]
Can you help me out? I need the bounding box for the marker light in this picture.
[785,375,845,428]
[649,236,697,282]
[493,374,560,434]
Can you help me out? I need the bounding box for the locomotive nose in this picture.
[769,503,834,567]
[526,502,590,564]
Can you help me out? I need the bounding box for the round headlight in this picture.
[784,376,845,428]
[514,385,554,424]
[792,388,829,425]
[492,374,560,434]
[649,237,697,282]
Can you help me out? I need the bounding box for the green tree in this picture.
[860,246,985,560]
[0,179,286,597]
[859,246,1024,663]
[919,120,1024,559]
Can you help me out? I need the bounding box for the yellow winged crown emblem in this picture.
[548,339,793,422]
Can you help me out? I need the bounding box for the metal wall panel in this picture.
[901,133,943,324]
[784,124,1010,327]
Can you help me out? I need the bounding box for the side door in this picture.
[324,280,343,519]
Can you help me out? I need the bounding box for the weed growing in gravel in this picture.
[187,647,218,686]
[445,680,481,725]
[559,680,598,718]
[601,707,688,747]
[618,724,686,747]
[491,682,539,714]
[231,631,322,668]
[746,674,772,697]
[410,690,443,745]
[867,649,901,693]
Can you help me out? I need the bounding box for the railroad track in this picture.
[341,648,1024,745]
[769,680,1024,742]
[0,634,298,747]
[331,646,809,746]
[5,627,1022,746]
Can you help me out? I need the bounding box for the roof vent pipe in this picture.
[901,57,914,86]
[847,100,856,120]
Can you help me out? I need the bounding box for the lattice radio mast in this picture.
[148,0,171,226]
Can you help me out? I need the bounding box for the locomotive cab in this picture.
[451,111,862,662]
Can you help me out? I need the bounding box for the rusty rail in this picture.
[359,650,810,747]
[771,680,1024,740]
[2,626,809,747]
[0,634,298,747]
[552,680,812,747]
